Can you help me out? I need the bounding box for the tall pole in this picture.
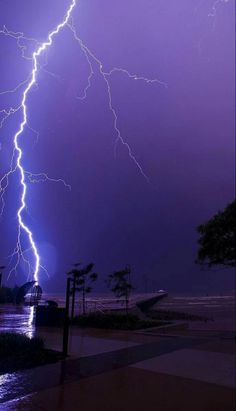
[62,277,71,357]
[71,274,76,320]
[0,266,5,288]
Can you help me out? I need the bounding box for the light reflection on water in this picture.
[0,305,35,338]
[0,372,18,400]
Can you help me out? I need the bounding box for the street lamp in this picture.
[0,266,5,288]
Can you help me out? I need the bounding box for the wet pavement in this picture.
[0,334,207,404]
[36,327,140,358]
[2,368,235,411]
[1,334,235,410]
[132,348,235,388]
[0,301,235,409]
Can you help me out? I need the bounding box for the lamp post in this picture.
[62,277,72,356]
[71,274,76,320]
[0,266,5,288]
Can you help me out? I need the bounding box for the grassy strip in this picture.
[0,332,62,375]
[72,312,168,330]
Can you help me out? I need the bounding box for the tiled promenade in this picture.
[0,324,235,410]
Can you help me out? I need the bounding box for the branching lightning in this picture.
[68,19,166,183]
[0,0,165,283]
[208,0,229,17]
[0,0,76,283]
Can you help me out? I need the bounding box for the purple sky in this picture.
[0,0,235,294]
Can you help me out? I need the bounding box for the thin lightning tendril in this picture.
[208,0,229,17]
[25,171,71,190]
[68,19,166,183]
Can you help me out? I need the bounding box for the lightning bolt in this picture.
[68,19,166,183]
[1,0,165,283]
[0,0,76,283]
[208,0,230,17]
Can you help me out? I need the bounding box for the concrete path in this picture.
[132,348,235,388]
[0,328,235,410]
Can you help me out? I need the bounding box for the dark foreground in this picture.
[0,295,235,410]
[0,333,62,375]
[0,326,235,410]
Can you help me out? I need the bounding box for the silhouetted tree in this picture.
[107,265,134,314]
[68,263,98,316]
[196,200,236,269]
[68,262,80,319]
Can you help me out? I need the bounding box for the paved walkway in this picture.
[0,327,235,410]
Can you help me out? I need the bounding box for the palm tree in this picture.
[67,262,98,317]
[106,265,134,315]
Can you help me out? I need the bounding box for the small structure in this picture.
[35,305,65,326]
[18,282,43,306]
[16,281,36,304]
[28,284,43,306]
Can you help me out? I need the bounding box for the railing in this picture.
[76,300,107,314]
